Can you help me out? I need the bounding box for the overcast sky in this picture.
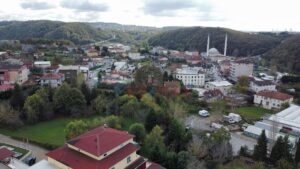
[0,0,299,31]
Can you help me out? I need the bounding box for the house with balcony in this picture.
[40,73,65,88]
[254,91,293,110]
[0,63,29,85]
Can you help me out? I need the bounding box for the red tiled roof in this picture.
[40,73,64,80]
[0,148,15,161]
[47,143,139,169]
[66,126,134,157]
[256,91,293,101]
[0,84,14,91]
[148,162,166,169]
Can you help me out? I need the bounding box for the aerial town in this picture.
[0,1,300,169]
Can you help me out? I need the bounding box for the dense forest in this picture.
[148,27,288,56]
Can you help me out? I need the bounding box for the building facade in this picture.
[175,66,205,87]
[254,91,293,110]
[40,73,65,88]
[249,79,276,93]
[0,64,29,85]
[205,80,232,95]
[229,61,253,82]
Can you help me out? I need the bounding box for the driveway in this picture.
[230,132,256,155]
[0,134,48,162]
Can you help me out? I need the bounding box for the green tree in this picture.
[253,130,268,162]
[294,139,300,165]
[0,103,23,128]
[92,95,109,115]
[143,125,166,165]
[177,151,189,169]
[81,82,91,105]
[53,83,86,116]
[103,115,121,129]
[270,136,292,164]
[141,93,161,112]
[129,123,146,144]
[9,84,24,110]
[235,76,249,93]
[24,94,47,123]
[166,118,190,152]
[65,120,88,139]
[276,159,294,169]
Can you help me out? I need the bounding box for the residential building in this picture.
[40,73,65,88]
[249,79,276,93]
[0,64,29,85]
[58,65,80,82]
[254,91,293,110]
[175,65,205,87]
[205,80,232,95]
[0,84,14,92]
[43,125,164,169]
[229,60,253,82]
[34,61,51,69]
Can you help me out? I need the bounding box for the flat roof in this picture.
[29,160,57,169]
[207,81,232,87]
[268,104,300,129]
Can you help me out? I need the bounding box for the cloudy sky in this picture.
[0,0,299,31]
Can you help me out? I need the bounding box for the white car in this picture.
[199,110,210,117]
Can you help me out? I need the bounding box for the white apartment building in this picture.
[175,66,205,87]
[205,80,232,95]
[250,79,276,93]
[34,61,51,69]
[254,91,293,110]
[229,60,253,82]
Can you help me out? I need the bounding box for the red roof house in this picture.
[46,126,165,169]
[0,147,15,163]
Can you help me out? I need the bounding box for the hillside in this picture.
[148,27,283,56]
[0,20,110,44]
[264,35,300,73]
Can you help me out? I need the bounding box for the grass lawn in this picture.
[0,116,137,149]
[0,143,29,159]
[235,106,275,123]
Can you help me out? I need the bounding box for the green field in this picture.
[235,106,275,123]
[0,143,29,159]
[0,116,136,149]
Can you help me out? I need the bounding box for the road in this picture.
[0,134,48,162]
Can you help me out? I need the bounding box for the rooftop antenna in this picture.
[206,34,210,57]
[224,33,228,56]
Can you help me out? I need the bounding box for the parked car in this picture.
[199,110,210,117]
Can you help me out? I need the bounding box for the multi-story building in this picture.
[175,65,205,87]
[40,73,65,88]
[254,91,293,110]
[58,65,80,82]
[0,64,29,85]
[229,60,253,82]
[249,79,276,93]
[205,80,232,95]
[43,126,164,169]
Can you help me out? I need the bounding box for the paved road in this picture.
[0,134,48,162]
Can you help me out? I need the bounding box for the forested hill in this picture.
[0,20,111,44]
[148,27,285,56]
[263,35,300,73]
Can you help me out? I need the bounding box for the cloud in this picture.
[20,1,55,10]
[60,0,108,12]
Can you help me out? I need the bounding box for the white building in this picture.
[254,91,293,110]
[229,60,253,82]
[40,73,65,88]
[175,65,205,87]
[34,61,51,69]
[250,79,276,93]
[205,80,232,95]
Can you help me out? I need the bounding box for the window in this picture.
[127,156,131,163]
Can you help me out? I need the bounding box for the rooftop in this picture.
[47,143,139,169]
[0,147,14,161]
[41,73,64,80]
[207,80,232,87]
[65,126,134,157]
[268,104,300,129]
[256,91,293,101]
[176,66,203,75]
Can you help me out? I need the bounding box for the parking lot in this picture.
[186,115,256,155]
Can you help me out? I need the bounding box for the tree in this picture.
[141,93,161,112]
[143,125,166,165]
[103,115,121,129]
[92,95,109,115]
[270,135,292,164]
[253,130,268,162]
[177,151,189,169]
[163,71,169,82]
[134,65,163,87]
[0,103,23,128]
[129,123,146,144]
[166,118,190,152]
[145,111,160,132]
[53,83,86,116]
[9,84,24,110]
[294,139,300,165]
[81,82,91,105]
[276,159,294,169]
[24,94,47,123]
[65,120,88,139]
[235,76,249,93]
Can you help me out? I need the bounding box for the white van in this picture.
[199,110,210,117]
